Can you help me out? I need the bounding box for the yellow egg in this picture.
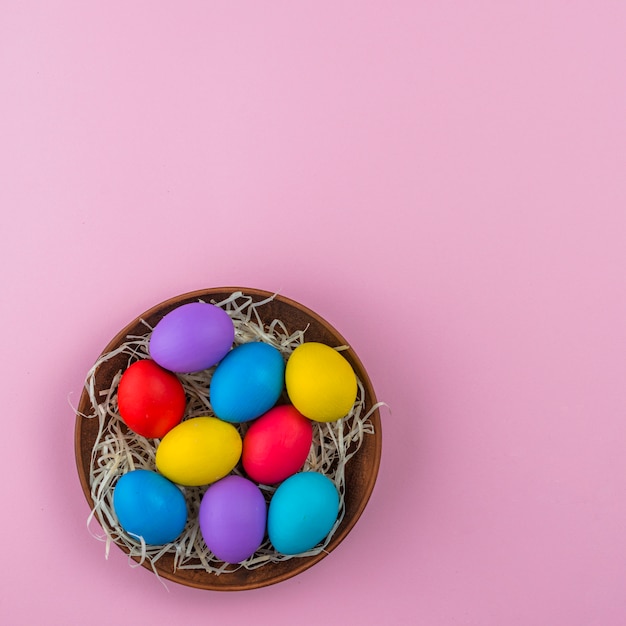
[285,342,358,422]
[155,417,242,486]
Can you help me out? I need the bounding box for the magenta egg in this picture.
[199,475,267,563]
[242,405,313,485]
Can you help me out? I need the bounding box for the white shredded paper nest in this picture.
[81,291,378,579]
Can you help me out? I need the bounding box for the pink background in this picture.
[2,2,626,624]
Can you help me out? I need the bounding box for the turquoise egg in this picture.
[268,472,339,555]
[210,342,285,423]
[113,469,187,545]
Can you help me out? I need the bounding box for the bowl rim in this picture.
[74,286,382,591]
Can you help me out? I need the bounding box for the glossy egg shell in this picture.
[149,302,234,373]
[210,342,285,423]
[242,405,313,484]
[199,475,267,564]
[285,342,357,422]
[113,469,187,545]
[268,472,339,555]
[155,417,242,486]
[117,359,186,438]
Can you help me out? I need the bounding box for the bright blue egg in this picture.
[113,469,187,545]
[268,472,339,555]
[210,342,285,423]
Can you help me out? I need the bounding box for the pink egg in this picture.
[242,405,313,485]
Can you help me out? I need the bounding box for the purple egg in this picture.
[199,475,267,563]
[149,302,234,373]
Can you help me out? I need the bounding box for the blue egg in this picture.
[268,472,339,555]
[113,469,187,545]
[210,342,285,423]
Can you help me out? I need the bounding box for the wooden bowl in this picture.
[74,287,382,591]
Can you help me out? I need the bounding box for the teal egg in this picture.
[268,472,339,555]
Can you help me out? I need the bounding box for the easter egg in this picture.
[113,469,187,545]
[199,476,267,563]
[242,405,313,484]
[149,302,234,373]
[155,417,242,486]
[285,342,357,422]
[210,342,285,423]
[117,359,186,438]
[268,472,339,555]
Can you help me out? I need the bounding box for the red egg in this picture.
[117,359,186,438]
[242,405,313,485]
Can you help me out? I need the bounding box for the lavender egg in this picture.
[199,475,267,564]
[149,302,234,373]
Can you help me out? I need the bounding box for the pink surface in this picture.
[1,2,626,624]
